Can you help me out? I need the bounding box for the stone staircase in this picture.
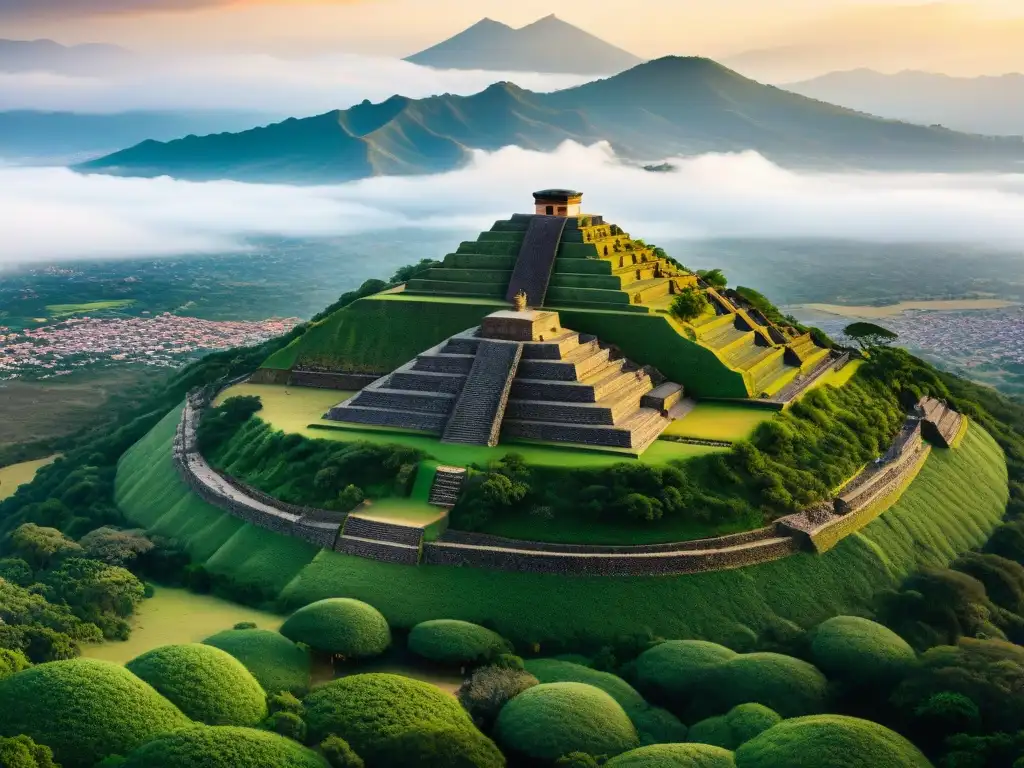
[333,514,425,564]
[502,333,674,453]
[443,340,524,446]
[505,215,569,306]
[428,466,467,507]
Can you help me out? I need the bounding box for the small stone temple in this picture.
[533,189,583,217]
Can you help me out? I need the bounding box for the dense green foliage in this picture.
[605,743,737,768]
[0,735,57,768]
[408,620,511,666]
[320,736,365,768]
[120,726,328,768]
[687,705,782,751]
[494,682,640,762]
[0,658,192,768]
[0,648,30,680]
[367,727,506,768]
[126,643,268,726]
[280,598,391,659]
[524,658,688,745]
[808,616,917,688]
[206,417,424,508]
[634,641,828,720]
[892,638,1024,734]
[304,674,484,764]
[457,665,539,731]
[733,715,933,768]
[203,627,311,695]
[670,288,710,322]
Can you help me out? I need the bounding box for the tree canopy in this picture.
[843,322,898,351]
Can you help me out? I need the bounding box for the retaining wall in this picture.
[172,383,946,575]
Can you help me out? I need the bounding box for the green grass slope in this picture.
[265,295,502,374]
[116,408,1007,646]
[115,406,320,600]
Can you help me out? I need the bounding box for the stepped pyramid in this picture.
[403,190,830,397]
[327,303,680,454]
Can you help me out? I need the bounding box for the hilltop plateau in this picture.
[3,192,1024,768]
[77,57,1024,183]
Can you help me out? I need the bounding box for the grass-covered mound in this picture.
[280,598,390,659]
[495,682,640,762]
[605,743,737,768]
[407,620,511,666]
[687,704,782,751]
[117,406,1007,646]
[0,659,191,768]
[303,673,485,761]
[203,628,311,695]
[733,715,933,768]
[635,642,827,720]
[120,726,327,768]
[367,727,506,768]
[524,658,688,745]
[126,643,267,726]
[808,616,917,688]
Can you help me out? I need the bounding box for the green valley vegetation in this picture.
[280,598,392,660]
[77,57,1024,184]
[203,627,311,696]
[407,620,512,666]
[125,643,268,726]
[118,726,329,768]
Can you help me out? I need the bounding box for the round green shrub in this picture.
[408,620,511,666]
[688,705,782,750]
[525,658,686,745]
[734,715,933,768]
[0,658,192,768]
[126,643,267,726]
[689,653,828,720]
[634,641,737,703]
[495,682,640,762]
[120,726,327,768]
[304,673,479,763]
[203,628,311,695]
[606,743,737,767]
[809,616,916,688]
[0,648,31,681]
[280,599,390,659]
[371,726,506,768]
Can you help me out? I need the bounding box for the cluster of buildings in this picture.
[0,313,300,380]
[812,307,1024,370]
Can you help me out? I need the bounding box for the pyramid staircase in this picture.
[442,340,523,447]
[327,317,679,454]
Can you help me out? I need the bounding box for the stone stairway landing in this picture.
[429,466,467,507]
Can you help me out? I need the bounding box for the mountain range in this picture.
[0,38,132,74]
[0,110,286,163]
[784,69,1024,136]
[77,56,1024,185]
[404,14,643,74]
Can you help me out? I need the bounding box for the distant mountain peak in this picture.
[405,14,644,75]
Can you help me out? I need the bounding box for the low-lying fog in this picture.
[4,142,1024,268]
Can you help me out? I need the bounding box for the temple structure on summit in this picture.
[533,188,583,217]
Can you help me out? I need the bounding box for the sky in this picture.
[6,142,1024,267]
[2,0,1022,67]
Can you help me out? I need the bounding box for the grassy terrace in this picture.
[662,403,778,443]
[117,405,1007,645]
[216,383,725,469]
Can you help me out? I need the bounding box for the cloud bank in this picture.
[0,0,227,18]
[5,141,1024,267]
[0,53,588,114]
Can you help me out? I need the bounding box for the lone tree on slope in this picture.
[843,322,899,352]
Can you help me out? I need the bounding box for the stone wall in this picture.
[288,370,380,390]
[172,381,938,574]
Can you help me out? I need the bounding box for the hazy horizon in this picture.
[3,1,1024,80]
